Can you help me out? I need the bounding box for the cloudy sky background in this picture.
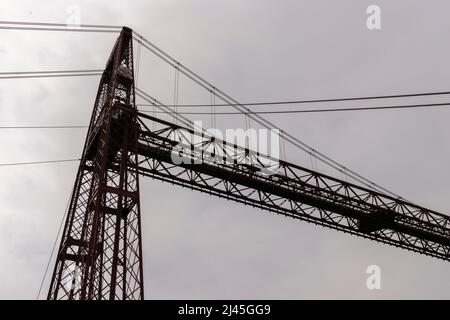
[2,0,450,299]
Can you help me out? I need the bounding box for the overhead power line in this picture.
[138,101,450,115]
[0,70,103,80]
[0,23,410,197]
[137,90,450,108]
[0,159,79,167]
[0,126,88,129]
[133,32,403,198]
[0,26,119,33]
[0,20,121,29]
[0,69,102,75]
[0,20,121,33]
[3,100,449,131]
[36,189,71,300]
[2,99,449,132]
[0,73,101,80]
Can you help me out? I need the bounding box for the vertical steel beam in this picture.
[48,27,144,300]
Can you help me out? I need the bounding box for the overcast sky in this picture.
[2,0,450,299]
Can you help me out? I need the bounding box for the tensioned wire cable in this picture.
[0,64,446,195]
[135,87,396,197]
[0,159,79,167]
[0,26,120,33]
[0,70,103,79]
[138,101,450,114]
[2,98,450,131]
[0,69,449,114]
[0,69,103,75]
[3,98,450,131]
[0,20,121,29]
[134,31,449,198]
[0,20,121,33]
[0,21,434,198]
[132,31,404,197]
[0,126,88,129]
[2,68,449,112]
[0,83,437,195]
[36,187,73,300]
[1,67,437,110]
[137,90,450,108]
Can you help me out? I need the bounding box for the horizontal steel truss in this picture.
[133,111,450,261]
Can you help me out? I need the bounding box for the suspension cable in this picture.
[133,31,402,197]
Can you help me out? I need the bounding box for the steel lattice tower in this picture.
[48,26,450,300]
[48,27,144,300]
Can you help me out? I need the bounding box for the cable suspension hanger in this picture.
[132,31,403,197]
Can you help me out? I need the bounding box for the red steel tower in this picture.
[48,27,144,300]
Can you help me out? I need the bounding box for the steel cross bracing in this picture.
[48,27,144,300]
[48,27,450,300]
[135,112,450,261]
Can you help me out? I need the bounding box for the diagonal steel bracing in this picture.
[48,27,144,300]
[135,112,450,262]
